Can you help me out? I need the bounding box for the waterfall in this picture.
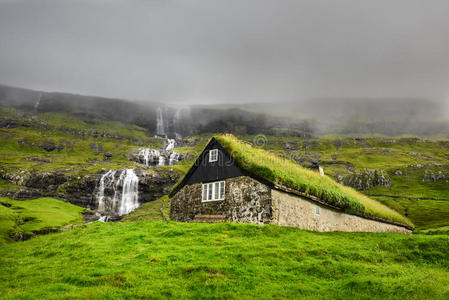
[34,93,42,113]
[97,170,116,212]
[117,169,139,216]
[139,149,150,166]
[156,107,165,136]
[169,152,180,165]
[166,138,176,151]
[138,148,162,166]
[158,156,166,166]
[95,169,139,218]
[173,108,182,139]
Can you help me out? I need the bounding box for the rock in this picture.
[423,170,448,182]
[40,141,57,152]
[0,118,19,129]
[408,151,423,158]
[103,152,113,160]
[342,169,391,190]
[394,170,403,176]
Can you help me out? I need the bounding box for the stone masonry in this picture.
[170,176,272,224]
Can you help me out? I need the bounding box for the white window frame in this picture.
[202,181,225,202]
[209,149,218,162]
[315,205,320,216]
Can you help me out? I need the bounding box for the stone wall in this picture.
[271,189,411,234]
[170,176,272,224]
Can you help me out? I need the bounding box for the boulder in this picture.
[340,169,391,190]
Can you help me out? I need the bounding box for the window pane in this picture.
[219,182,225,199]
[208,183,213,200]
[214,182,219,200]
[202,184,208,201]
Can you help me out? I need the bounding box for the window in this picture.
[315,205,320,216]
[202,181,225,202]
[209,149,218,162]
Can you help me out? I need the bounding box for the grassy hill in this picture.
[0,222,448,299]
[0,197,85,245]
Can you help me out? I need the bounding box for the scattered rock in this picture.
[340,169,391,190]
[423,170,448,182]
[394,170,403,176]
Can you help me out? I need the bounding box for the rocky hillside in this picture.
[1,94,449,232]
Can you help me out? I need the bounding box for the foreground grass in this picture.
[0,197,85,245]
[214,135,413,227]
[0,222,448,299]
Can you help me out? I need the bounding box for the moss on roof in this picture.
[174,134,414,228]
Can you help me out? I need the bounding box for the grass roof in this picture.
[174,134,414,228]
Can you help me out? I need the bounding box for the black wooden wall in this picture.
[185,139,245,185]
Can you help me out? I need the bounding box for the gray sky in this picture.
[1,0,449,104]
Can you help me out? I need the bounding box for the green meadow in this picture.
[1,222,448,299]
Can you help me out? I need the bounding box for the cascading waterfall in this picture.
[138,149,161,166]
[97,170,117,212]
[34,93,42,113]
[173,108,183,139]
[166,138,176,151]
[137,148,181,166]
[95,169,139,219]
[169,152,180,165]
[117,169,139,216]
[156,107,165,136]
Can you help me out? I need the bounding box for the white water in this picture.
[34,93,42,112]
[166,138,176,151]
[97,170,116,212]
[138,148,161,166]
[96,169,139,217]
[137,148,181,166]
[117,169,139,215]
[173,108,182,139]
[169,152,180,165]
[156,107,165,136]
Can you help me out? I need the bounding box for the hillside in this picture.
[1,222,448,299]
[1,103,449,231]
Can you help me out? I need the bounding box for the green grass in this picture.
[0,222,448,299]
[121,196,170,222]
[372,196,449,229]
[213,135,413,227]
[0,197,85,245]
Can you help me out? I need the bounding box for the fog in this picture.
[1,0,449,107]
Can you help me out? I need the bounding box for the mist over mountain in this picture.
[1,84,447,138]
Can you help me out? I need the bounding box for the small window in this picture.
[209,149,218,162]
[315,206,320,216]
[202,181,225,202]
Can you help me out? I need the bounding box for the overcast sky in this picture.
[1,0,449,104]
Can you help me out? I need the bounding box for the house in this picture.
[169,135,413,233]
